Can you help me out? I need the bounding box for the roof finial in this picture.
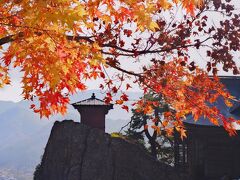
[91,93,96,99]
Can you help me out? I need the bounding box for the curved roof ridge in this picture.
[72,93,113,106]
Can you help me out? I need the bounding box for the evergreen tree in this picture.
[125,93,174,165]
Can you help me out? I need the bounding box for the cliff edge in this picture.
[34,120,181,180]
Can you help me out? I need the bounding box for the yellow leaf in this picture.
[180,129,187,140]
[45,38,55,52]
[62,65,69,74]
[159,0,172,10]
[92,42,101,50]
[149,21,159,31]
[225,99,233,107]
[77,5,87,17]
[111,132,122,138]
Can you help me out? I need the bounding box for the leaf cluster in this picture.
[0,0,239,135]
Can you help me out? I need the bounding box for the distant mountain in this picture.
[0,101,16,114]
[0,90,142,180]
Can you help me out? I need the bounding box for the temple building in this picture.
[72,93,113,131]
[174,76,240,180]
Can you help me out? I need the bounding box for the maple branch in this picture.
[119,119,133,133]
[143,116,152,140]
[106,61,142,77]
[0,0,236,61]
[67,34,213,57]
[66,35,95,44]
[101,37,213,56]
[102,37,212,79]
[0,32,26,45]
[0,28,213,59]
[0,34,14,45]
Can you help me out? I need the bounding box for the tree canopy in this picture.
[125,93,174,162]
[0,0,240,136]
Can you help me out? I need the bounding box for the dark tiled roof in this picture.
[184,76,240,126]
[72,93,113,106]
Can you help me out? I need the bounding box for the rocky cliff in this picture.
[34,120,182,180]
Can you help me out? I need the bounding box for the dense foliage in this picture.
[125,93,174,163]
[0,0,239,136]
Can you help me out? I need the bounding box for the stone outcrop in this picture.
[34,120,182,180]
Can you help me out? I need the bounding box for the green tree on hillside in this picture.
[125,93,174,164]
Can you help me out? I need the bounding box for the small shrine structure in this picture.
[72,93,113,131]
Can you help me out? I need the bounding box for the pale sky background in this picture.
[0,1,239,102]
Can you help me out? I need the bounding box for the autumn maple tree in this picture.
[0,0,240,136]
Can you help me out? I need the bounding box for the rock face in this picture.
[34,120,181,180]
